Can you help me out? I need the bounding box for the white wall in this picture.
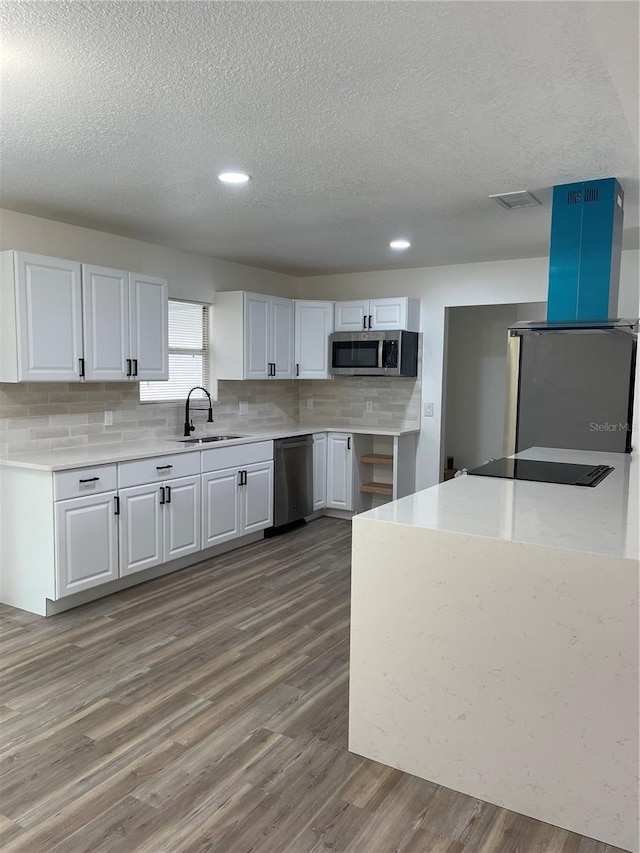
[0,208,297,301]
[296,250,640,488]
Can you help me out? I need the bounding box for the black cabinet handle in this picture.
[242,470,247,485]
[368,314,372,329]
[165,485,171,503]
[114,495,120,515]
[79,476,100,483]
[159,486,165,505]
[238,470,243,486]
[126,358,132,377]
[133,358,138,377]
[296,363,299,377]
[79,358,85,378]
[347,437,351,450]
[156,464,173,470]
[362,316,367,330]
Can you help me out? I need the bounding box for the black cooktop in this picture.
[467,458,614,487]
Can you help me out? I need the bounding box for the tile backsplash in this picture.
[299,377,421,430]
[0,376,420,456]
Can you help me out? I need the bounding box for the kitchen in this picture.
[1,2,639,852]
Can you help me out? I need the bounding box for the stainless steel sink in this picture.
[175,435,243,445]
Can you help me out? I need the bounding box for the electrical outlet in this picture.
[238,400,249,415]
[306,398,313,410]
[365,400,373,413]
[104,410,113,426]
[423,402,434,418]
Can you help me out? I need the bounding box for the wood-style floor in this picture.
[0,517,628,853]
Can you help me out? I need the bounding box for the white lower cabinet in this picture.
[202,468,242,547]
[201,441,274,549]
[241,462,274,533]
[119,482,164,576]
[313,433,328,510]
[55,491,119,597]
[119,474,201,576]
[202,460,273,547]
[326,433,354,511]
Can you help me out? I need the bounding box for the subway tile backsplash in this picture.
[0,376,420,455]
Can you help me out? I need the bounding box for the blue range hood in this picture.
[547,177,624,323]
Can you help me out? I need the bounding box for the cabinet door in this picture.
[313,433,327,510]
[295,301,334,379]
[82,265,129,381]
[55,491,118,597]
[241,461,273,534]
[129,272,168,380]
[202,468,242,547]
[244,293,270,380]
[326,433,353,510]
[163,475,201,561]
[369,297,408,331]
[334,300,368,333]
[270,297,294,379]
[15,252,83,381]
[119,483,163,575]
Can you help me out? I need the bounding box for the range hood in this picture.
[546,177,624,324]
[503,177,637,455]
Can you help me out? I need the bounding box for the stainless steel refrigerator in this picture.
[504,319,637,455]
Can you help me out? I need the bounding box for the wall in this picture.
[0,208,300,455]
[296,250,640,489]
[444,302,544,472]
[0,208,298,301]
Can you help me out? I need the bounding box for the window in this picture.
[140,299,210,402]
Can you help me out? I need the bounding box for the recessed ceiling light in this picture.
[218,172,251,184]
[390,239,411,250]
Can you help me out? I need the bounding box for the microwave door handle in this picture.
[378,339,384,369]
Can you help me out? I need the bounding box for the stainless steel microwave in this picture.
[329,330,419,376]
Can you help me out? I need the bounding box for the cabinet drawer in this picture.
[118,452,200,488]
[201,440,273,473]
[54,464,117,501]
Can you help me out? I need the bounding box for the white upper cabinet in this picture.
[0,251,168,383]
[334,300,369,333]
[244,293,270,380]
[334,297,420,332]
[128,272,169,380]
[83,265,130,381]
[294,301,334,379]
[213,291,294,380]
[270,297,294,380]
[0,251,83,381]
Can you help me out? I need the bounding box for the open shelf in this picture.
[360,454,393,466]
[360,481,393,496]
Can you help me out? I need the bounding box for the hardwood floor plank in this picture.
[0,518,621,853]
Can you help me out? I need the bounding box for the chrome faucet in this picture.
[184,386,214,436]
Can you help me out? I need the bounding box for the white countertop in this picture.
[0,425,418,472]
[358,447,639,560]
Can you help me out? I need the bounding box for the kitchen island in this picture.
[349,447,638,852]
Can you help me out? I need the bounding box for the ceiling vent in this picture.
[489,190,541,210]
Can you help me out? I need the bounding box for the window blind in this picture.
[140,300,210,402]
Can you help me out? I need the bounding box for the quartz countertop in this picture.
[358,446,638,560]
[0,425,419,472]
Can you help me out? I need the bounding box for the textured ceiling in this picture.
[0,1,638,276]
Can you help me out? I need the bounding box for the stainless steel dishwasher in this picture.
[272,434,313,529]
